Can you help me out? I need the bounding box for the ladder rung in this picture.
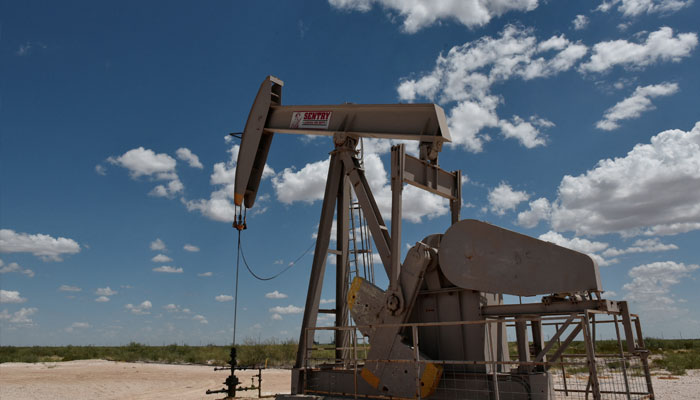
[318,308,336,314]
[327,249,342,255]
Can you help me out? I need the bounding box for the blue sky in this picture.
[1,1,699,346]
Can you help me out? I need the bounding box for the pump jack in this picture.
[228,76,654,399]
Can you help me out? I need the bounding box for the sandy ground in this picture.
[1,360,699,399]
[0,360,290,400]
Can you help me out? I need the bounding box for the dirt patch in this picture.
[0,359,290,400]
[2,360,699,399]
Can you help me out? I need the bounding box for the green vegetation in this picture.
[2,338,699,375]
[0,339,297,368]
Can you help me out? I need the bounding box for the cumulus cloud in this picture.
[108,147,183,198]
[579,27,697,73]
[274,152,449,223]
[328,0,539,33]
[0,307,37,326]
[95,164,107,175]
[269,304,304,314]
[1,290,27,304]
[538,231,617,267]
[265,290,288,299]
[59,285,81,292]
[126,300,152,315]
[488,182,529,215]
[198,272,213,277]
[517,197,551,228]
[602,238,678,257]
[95,296,110,303]
[596,82,679,130]
[153,266,183,273]
[320,298,336,304]
[65,322,90,332]
[151,254,173,263]
[193,314,208,324]
[215,295,233,302]
[597,0,693,16]
[398,25,584,152]
[498,115,553,148]
[272,158,330,204]
[572,14,589,30]
[183,244,199,252]
[0,229,80,262]
[623,261,699,314]
[95,287,117,296]
[184,144,274,222]
[176,147,203,169]
[0,259,34,277]
[150,238,166,251]
[547,122,700,237]
[271,313,283,320]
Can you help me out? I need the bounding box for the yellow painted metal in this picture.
[347,276,363,311]
[360,367,380,389]
[420,363,443,398]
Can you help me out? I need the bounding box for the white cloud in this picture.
[95,164,107,175]
[65,322,90,332]
[602,238,678,257]
[163,303,180,312]
[572,14,589,30]
[283,153,449,223]
[538,231,617,267]
[269,304,304,314]
[198,272,213,277]
[271,313,283,320]
[328,0,539,33]
[151,254,173,263]
[184,144,274,222]
[498,115,552,148]
[272,158,330,204]
[488,182,529,215]
[320,298,336,304]
[149,180,184,198]
[126,300,152,315]
[597,0,693,16]
[108,147,183,198]
[265,290,288,299]
[0,259,34,277]
[108,147,176,178]
[0,229,80,262]
[95,287,117,296]
[215,294,233,302]
[579,27,697,73]
[176,147,203,169]
[548,121,700,237]
[150,238,166,251]
[153,266,183,274]
[95,296,110,303]
[398,25,586,152]
[596,82,679,130]
[623,261,699,312]
[59,285,81,292]
[1,290,27,304]
[0,307,38,326]
[183,244,199,252]
[517,197,551,228]
[193,314,208,324]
